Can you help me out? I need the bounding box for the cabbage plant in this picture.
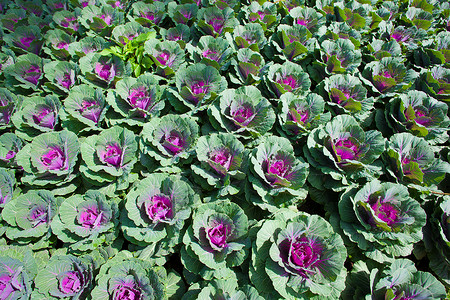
[289,7,326,36]
[278,92,331,139]
[33,254,94,299]
[160,24,191,48]
[79,5,124,36]
[250,210,347,299]
[16,130,80,194]
[107,73,165,125]
[130,1,166,27]
[337,180,427,262]
[196,7,239,38]
[91,252,165,300]
[304,115,385,191]
[122,173,198,258]
[11,94,61,141]
[111,21,150,46]
[144,39,185,77]
[169,63,227,112]
[321,74,374,125]
[244,1,279,32]
[382,90,449,144]
[320,39,362,74]
[2,190,63,248]
[371,259,446,299]
[63,84,108,132]
[43,61,78,94]
[167,2,198,25]
[0,133,22,168]
[43,29,74,60]
[361,57,418,95]
[182,200,249,280]
[52,9,81,34]
[0,88,18,130]
[269,24,316,62]
[80,126,138,195]
[140,114,199,167]
[419,66,450,103]
[192,133,247,197]
[51,191,120,251]
[208,86,275,138]
[79,52,132,89]
[385,132,450,189]
[67,36,112,58]
[3,53,45,91]
[230,48,267,86]
[248,136,309,212]
[230,23,267,52]
[2,25,43,54]
[0,247,37,300]
[266,61,311,97]
[187,36,234,71]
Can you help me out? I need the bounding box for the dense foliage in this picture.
[1,0,450,298]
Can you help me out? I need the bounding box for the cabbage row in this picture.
[0,0,450,298]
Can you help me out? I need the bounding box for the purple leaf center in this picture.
[334,138,359,160]
[78,206,106,229]
[161,130,185,155]
[190,81,209,95]
[58,73,73,90]
[156,52,172,66]
[101,143,122,168]
[41,146,66,170]
[207,223,229,249]
[140,11,155,21]
[145,194,173,223]
[268,160,290,177]
[289,237,321,270]
[202,49,220,61]
[99,14,112,25]
[297,19,308,26]
[0,273,21,299]
[208,17,225,34]
[277,75,298,90]
[19,36,34,49]
[128,87,153,115]
[231,104,255,125]
[95,62,116,82]
[32,106,56,129]
[59,271,82,295]
[24,65,41,85]
[371,200,400,226]
[79,99,102,123]
[113,279,141,300]
[208,148,232,173]
[56,41,69,50]
[289,108,309,124]
[28,205,48,227]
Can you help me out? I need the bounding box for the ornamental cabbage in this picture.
[2,190,62,248]
[192,133,247,197]
[33,254,94,299]
[269,24,316,62]
[321,74,374,126]
[79,52,132,89]
[140,114,199,167]
[250,210,347,299]
[371,259,445,299]
[11,94,62,141]
[0,133,22,171]
[304,115,385,191]
[63,84,108,132]
[4,53,45,91]
[122,173,199,259]
[91,252,165,300]
[381,90,450,144]
[144,39,185,77]
[3,25,43,55]
[51,191,120,251]
[107,73,165,125]
[167,2,198,26]
[169,63,227,112]
[111,21,150,46]
[80,5,124,36]
[289,7,326,36]
[182,200,249,280]
[67,36,112,58]
[208,86,275,138]
[43,61,78,94]
[244,1,279,32]
[230,23,267,53]
[80,126,138,195]
[278,92,331,139]
[337,180,427,262]
[43,29,74,61]
[385,132,450,189]
[0,88,17,130]
[361,57,418,95]
[16,130,80,193]
[130,1,166,27]
[248,135,309,212]
[159,24,191,48]
[419,66,450,103]
[320,39,362,74]
[52,9,81,34]
[187,36,234,71]
[266,61,311,97]
[230,48,267,86]
[196,7,239,38]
